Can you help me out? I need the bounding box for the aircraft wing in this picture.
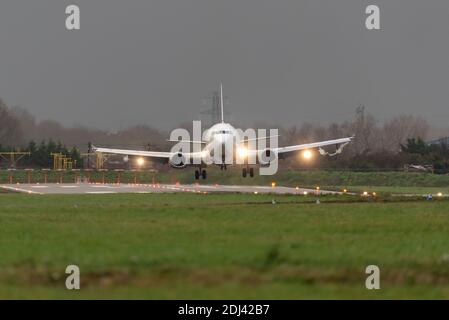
[93,146,171,159]
[275,136,354,158]
[92,146,205,165]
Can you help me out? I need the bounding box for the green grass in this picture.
[0,193,448,299]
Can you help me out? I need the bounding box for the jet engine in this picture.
[169,152,187,168]
[259,148,277,165]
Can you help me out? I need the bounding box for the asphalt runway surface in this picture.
[0,183,340,195]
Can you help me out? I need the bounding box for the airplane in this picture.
[93,84,354,179]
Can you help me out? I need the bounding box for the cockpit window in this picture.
[213,130,232,134]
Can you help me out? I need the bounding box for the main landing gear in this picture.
[242,167,254,178]
[195,169,207,180]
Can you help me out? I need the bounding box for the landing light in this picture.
[437,192,443,197]
[237,147,248,158]
[136,157,145,166]
[303,150,313,160]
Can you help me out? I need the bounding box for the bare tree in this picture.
[0,99,23,146]
[381,115,429,152]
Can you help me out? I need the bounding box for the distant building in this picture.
[427,136,449,146]
[403,164,433,173]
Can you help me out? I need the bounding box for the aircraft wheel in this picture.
[242,168,247,178]
[249,168,254,177]
[201,169,207,179]
[194,170,200,180]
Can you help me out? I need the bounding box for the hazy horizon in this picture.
[1,1,448,131]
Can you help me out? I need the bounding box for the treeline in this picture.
[278,110,433,170]
[0,99,168,151]
[2,98,449,171]
[400,138,449,173]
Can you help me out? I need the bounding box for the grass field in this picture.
[0,192,448,299]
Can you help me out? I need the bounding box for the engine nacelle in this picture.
[169,153,188,168]
[259,148,277,165]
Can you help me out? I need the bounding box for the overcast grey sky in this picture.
[0,0,448,130]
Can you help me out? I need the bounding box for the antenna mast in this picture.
[220,83,224,123]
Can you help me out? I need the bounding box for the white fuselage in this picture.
[202,122,241,164]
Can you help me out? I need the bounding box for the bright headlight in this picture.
[136,157,145,166]
[237,147,248,158]
[303,150,313,160]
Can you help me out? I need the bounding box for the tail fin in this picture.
[220,83,224,123]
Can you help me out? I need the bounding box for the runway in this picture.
[0,183,340,195]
